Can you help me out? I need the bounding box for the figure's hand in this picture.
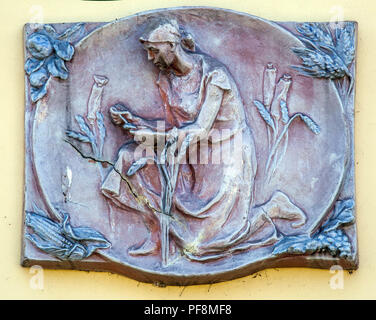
[120,110,133,123]
[109,104,134,125]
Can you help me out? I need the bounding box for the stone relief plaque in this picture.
[22,7,357,285]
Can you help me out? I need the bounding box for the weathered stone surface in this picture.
[22,7,357,285]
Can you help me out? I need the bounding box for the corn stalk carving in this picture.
[25,207,111,261]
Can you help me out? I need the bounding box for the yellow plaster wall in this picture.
[0,0,374,299]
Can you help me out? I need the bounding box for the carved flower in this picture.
[46,56,69,80]
[25,23,84,103]
[26,33,53,59]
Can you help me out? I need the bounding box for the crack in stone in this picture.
[64,139,162,214]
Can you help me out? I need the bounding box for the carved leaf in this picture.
[335,23,355,67]
[127,157,150,176]
[25,58,44,75]
[43,24,57,38]
[57,22,85,41]
[53,40,74,61]
[69,227,110,245]
[30,84,48,102]
[272,235,313,256]
[75,115,95,142]
[61,214,111,257]
[46,56,68,80]
[253,100,275,130]
[74,115,98,156]
[66,130,91,143]
[62,215,110,245]
[65,245,88,260]
[322,199,355,232]
[280,100,289,123]
[298,114,320,134]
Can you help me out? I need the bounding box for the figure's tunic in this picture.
[102,54,275,261]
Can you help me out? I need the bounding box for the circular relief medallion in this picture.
[26,7,355,285]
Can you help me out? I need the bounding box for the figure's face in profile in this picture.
[143,42,176,70]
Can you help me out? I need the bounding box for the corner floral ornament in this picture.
[25,23,84,102]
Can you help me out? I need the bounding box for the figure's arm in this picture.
[180,83,223,137]
[109,104,168,130]
[175,83,223,153]
[131,84,224,151]
[170,83,224,163]
[131,84,223,149]
[126,114,166,130]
